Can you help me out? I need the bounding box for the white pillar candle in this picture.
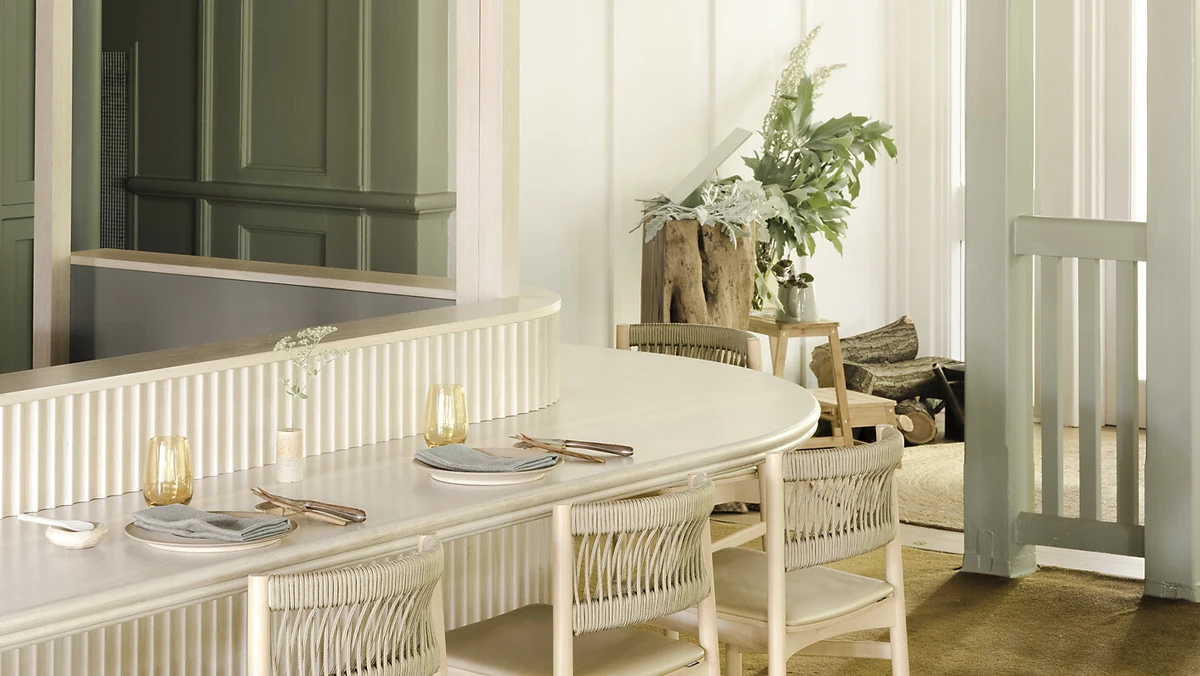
[276,428,305,483]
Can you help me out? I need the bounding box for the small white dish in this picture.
[45,522,107,549]
[417,450,563,486]
[124,511,298,553]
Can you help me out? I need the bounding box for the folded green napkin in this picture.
[415,444,558,473]
[132,504,291,542]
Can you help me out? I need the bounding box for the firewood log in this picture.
[895,397,937,445]
[841,356,961,401]
[810,316,919,386]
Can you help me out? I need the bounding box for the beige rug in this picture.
[897,426,1146,531]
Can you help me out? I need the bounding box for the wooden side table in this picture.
[748,315,855,446]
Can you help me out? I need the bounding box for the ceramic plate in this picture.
[417,449,563,486]
[125,511,298,553]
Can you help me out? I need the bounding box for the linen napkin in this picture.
[415,444,558,473]
[132,504,291,542]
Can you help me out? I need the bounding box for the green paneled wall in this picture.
[104,0,454,274]
[0,0,35,373]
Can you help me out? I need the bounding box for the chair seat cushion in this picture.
[712,548,893,626]
[445,604,706,676]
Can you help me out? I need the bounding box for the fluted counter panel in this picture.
[0,291,561,517]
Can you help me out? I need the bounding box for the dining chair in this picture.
[444,476,721,676]
[655,427,909,676]
[247,535,447,676]
[616,323,762,372]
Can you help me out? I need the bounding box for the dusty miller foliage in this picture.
[638,178,785,245]
[274,326,347,400]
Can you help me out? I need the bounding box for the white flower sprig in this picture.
[274,326,347,400]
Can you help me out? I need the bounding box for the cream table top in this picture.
[0,345,819,650]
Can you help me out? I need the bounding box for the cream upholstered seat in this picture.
[655,427,909,676]
[446,476,721,676]
[247,536,447,676]
[616,323,762,372]
[445,604,704,676]
[710,548,893,626]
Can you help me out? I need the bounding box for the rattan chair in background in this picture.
[655,427,909,676]
[444,476,721,676]
[616,323,763,372]
[247,536,447,676]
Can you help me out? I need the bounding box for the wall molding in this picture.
[126,176,456,215]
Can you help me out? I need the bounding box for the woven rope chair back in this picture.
[625,323,754,368]
[567,480,715,635]
[779,427,904,572]
[264,541,444,676]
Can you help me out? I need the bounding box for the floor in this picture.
[712,513,1146,580]
[901,523,1146,579]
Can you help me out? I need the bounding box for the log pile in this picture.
[810,315,962,445]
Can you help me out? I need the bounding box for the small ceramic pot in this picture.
[276,428,305,483]
[776,285,819,322]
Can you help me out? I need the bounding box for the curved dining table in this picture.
[0,344,820,658]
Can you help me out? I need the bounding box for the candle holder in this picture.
[423,384,468,447]
[144,436,193,506]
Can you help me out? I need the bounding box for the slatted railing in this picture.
[1013,215,1145,557]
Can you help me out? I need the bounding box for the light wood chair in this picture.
[248,536,447,676]
[445,476,721,676]
[616,323,762,372]
[655,427,909,676]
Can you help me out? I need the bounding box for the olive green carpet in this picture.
[696,521,1200,675]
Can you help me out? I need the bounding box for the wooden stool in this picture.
[748,315,855,447]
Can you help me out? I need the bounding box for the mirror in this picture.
[0,0,458,373]
[99,0,456,276]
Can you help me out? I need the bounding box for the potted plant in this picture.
[638,177,782,328]
[771,259,817,321]
[747,26,897,310]
[637,26,895,326]
[273,326,346,482]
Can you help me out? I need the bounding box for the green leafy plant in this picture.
[771,259,813,289]
[274,326,346,400]
[746,26,897,265]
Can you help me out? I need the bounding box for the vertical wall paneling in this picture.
[0,303,560,518]
[103,0,454,275]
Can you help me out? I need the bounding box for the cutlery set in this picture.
[511,433,634,465]
[251,487,367,526]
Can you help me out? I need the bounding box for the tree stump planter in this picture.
[641,220,755,329]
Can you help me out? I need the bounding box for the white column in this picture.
[1144,0,1200,601]
[455,0,520,304]
[961,0,1037,578]
[33,0,73,367]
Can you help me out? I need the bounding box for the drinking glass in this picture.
[144,436,194,506]
[423,384,468,447]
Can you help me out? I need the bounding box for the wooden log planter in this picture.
[641,220,755,329]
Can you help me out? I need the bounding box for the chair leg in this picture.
[886,538,911,676]
[724,644,742,676]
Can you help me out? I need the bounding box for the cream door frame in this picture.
[455,0,520,304]
[32,0,73,367]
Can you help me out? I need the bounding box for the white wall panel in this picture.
[519,1,892,360]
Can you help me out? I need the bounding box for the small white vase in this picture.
[798,285,819,321]
[276,428,305,483]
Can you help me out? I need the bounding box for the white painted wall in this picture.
[519,0,895,383]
